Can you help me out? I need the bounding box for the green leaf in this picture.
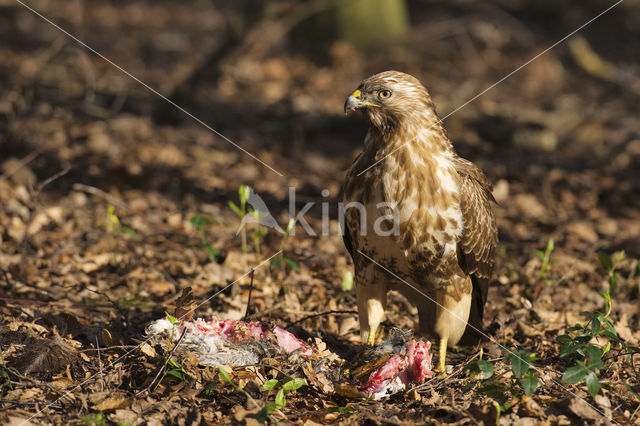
[205,244,219,260]
[521,373,539,396]
[625,383,640,400]
[510,350,530,379]
[264,401,278,414]
[597,252,613,270]
[218,367,232,384]
[284,258,300,272]
[328,406,355,415]
[609,274,618,295]
[167,369,184,380]
[556,334,573,345]
[165,312,178,325]
[275,388,286,409]
[342,271,354,292]
[462,382,477,392]
[535,250,544,260]
[228,201,243,217]
[479,381,507,400]
[270,257,283,269]
[585,370,600,397]
[585,345,603,370]
[255,402,278,423]
[190,214,210,228]
[591,316,601,335]
[546,238,554,253]
[575,334,592,344]
[107,205,119,225]
[562,365,588,384]
[556,335,572,344]
[282,378,305,391]
[477,360,494,379]
[595,266,607,276]
[239,185,251,205]
[263,379,279,391]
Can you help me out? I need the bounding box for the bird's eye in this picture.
[378,90,392,99]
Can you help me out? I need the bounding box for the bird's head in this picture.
[344,71,437,134]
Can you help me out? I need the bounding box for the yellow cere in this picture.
[351,89,361,99]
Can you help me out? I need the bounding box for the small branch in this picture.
[286,310,357,328]
[243,269,255,321]
[72,183,129,211]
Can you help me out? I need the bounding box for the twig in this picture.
[243,269,255,321]
[0,399,63,408]
[5,368,74,403]
[136,328,187,396]
[80,345,138,353]
[286,310,357,328]
[72,183,129,211]
[96,336,104,392]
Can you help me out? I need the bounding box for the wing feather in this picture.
[454,157,498,344]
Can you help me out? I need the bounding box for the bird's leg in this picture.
[357,282,387,346]
[435,337,448,374]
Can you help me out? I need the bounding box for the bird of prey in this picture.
[342,71,497,372]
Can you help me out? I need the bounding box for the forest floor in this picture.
[1,0,640,424]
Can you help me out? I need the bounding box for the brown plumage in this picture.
[342,71,498,372]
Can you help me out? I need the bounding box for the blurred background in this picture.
[1,0,640,423]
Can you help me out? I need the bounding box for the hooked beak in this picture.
[344,89,380,114]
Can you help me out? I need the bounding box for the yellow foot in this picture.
[366,327,378,346]
[434,337,448,378]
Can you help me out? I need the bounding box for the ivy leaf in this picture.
[562,365,588,384]
[510,350,530,379]
[585,370,600,397]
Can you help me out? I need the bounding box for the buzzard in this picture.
[342,71,497,372]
